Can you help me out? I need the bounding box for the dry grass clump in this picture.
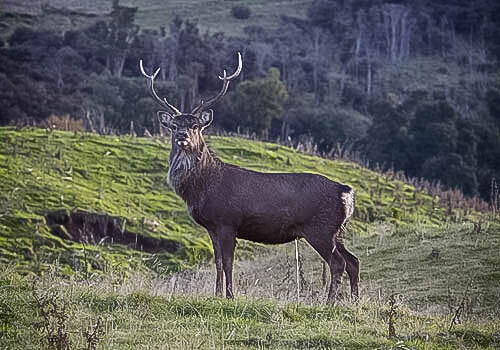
[46,114,85,132]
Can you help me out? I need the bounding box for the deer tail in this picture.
[336,185,354,246]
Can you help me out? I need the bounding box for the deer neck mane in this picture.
[167,137,221,200]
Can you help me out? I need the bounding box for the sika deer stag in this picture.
[139,53,359,302]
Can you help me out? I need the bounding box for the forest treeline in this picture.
[0,0,499,200]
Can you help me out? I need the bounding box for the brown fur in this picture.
[140,53,358,302]
[161,113,359,302]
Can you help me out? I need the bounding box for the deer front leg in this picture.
[209,232,223,297]
[219,229,236,299]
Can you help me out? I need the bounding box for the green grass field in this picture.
[0,127,455,272]
[1,0,313,38]
[0,127,498,349]
[1,260,499,349]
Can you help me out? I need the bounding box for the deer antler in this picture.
[191,52,242,115]
[139,60,181,115]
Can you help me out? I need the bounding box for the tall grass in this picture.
[1,263,498,349]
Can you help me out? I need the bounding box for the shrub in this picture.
[8,26,36,46]
[231,5,251,20]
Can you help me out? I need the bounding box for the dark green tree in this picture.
[362,101,410,170]
[421,153,478,195]
[230,68,288,136]
[307,0,337,29]
[408,102,481,195]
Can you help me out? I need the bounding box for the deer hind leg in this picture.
[328,249,346,303]
[337,244,360,300]
[305,235,346,304]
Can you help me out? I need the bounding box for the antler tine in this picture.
[191,52,242,114]
[162,97,181,114]
[139,59,181,115]
[220,53,242,80]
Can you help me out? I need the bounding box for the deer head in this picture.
[139,53,242,151]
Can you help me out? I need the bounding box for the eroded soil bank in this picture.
[45,210,179,253]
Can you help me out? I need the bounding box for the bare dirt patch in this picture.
[45,210,179,253]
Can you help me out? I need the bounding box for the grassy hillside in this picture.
[1,127,499,349]
[1,127,498,311]
[0,126,454,273]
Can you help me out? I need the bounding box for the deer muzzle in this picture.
[175,133,190,148]
[177,139,189,147]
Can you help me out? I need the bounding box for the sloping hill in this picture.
[1,127,499,349]
[0,126,452,273]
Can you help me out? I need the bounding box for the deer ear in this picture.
[200,110,213,130]
[157,111,174,129]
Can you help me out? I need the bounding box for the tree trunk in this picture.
[115,50,128,78]
[280,114,289,142]
[399,11,407,61]
[391,12,397,64]
[440,15,447,57]
[312,27,321,103]
[367,60,372,97]
[383,10,391,61]
[168,44,178,82]
[355,11,364,79]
